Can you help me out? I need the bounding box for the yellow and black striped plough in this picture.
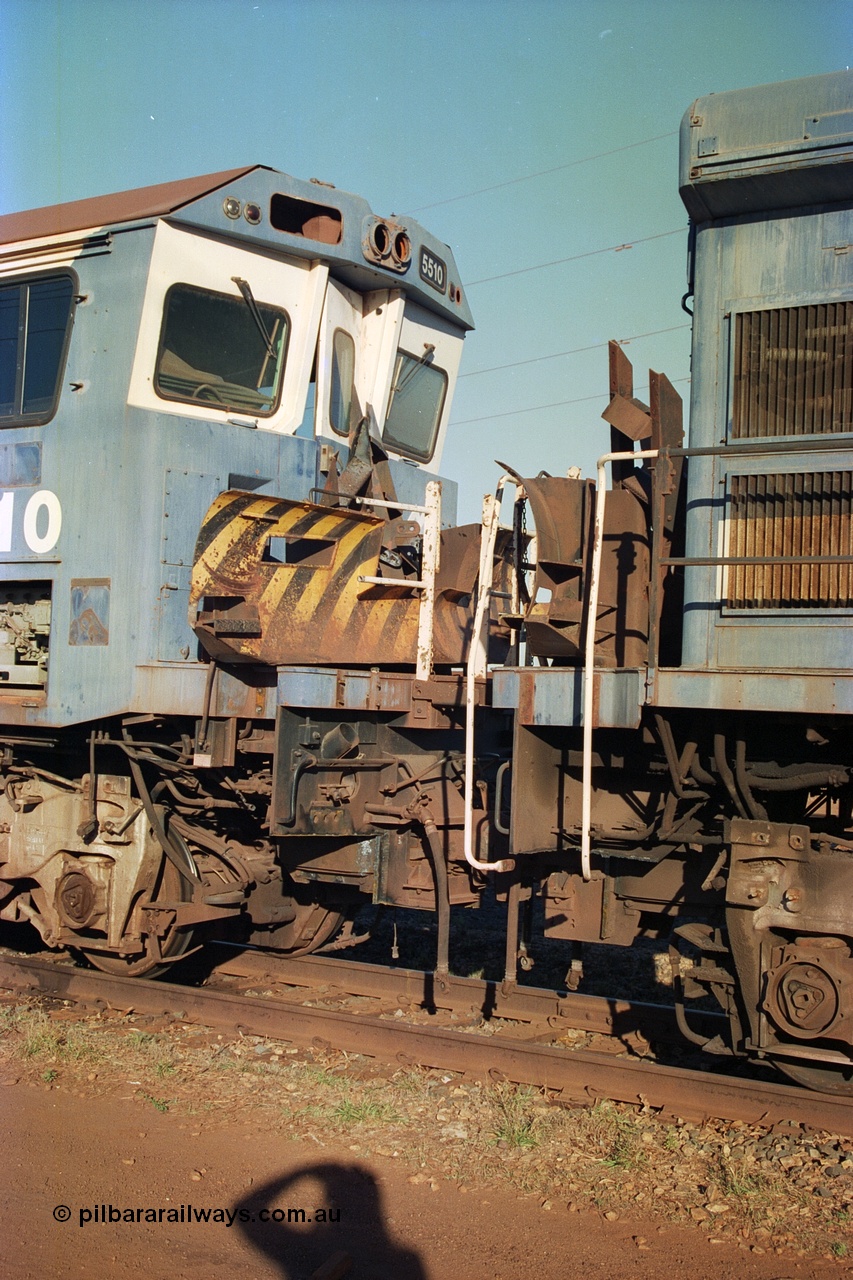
[189,491,509,669]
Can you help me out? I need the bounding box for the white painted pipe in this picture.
[464,479,513,874]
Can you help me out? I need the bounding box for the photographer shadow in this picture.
[234,1161,427,1280]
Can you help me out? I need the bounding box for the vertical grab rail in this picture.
[464,479,513,874]
[581,449,659,881]
[354,481,441,682]
[415,480,441,683]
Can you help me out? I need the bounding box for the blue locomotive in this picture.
[0,167,482,971]
[2,71,853,1094]
[490,68,853,1093]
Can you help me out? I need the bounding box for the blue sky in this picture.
[2,0,850,518]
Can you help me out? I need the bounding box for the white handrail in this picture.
[352,484,441,683]
[415,480,441,682]
[464,479,513,874]
[581,449,658,881]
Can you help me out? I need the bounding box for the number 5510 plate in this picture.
[419,247,447,294]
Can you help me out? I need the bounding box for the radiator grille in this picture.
[733,302,853,438]
[727,471,853,609]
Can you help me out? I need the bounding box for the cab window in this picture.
[0,274,75,425]
[383,349,447,461]
[329,329,355,436]
[154,283,288,416]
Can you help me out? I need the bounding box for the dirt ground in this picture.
[2,923,853,1280]
[1,1083,850,1280]
[1,1061,851,1280]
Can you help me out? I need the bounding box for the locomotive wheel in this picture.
[775,1058,853,1096]
[77,847,196,979]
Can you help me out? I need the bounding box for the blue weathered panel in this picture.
[533,669,583,726]
[156,564,193,662]
[492,668,642,728]
[656,670,853,715]
[277,667,338,709]
[160,469,222,568]
[680,71,853,220]
[680,85,853,684]
[491,670,519,710]
[0,443,40,488]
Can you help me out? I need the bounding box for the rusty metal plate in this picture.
[69,579,110,646]
[190,492,510,669]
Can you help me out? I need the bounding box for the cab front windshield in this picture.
[383,349,447,461]
[155,283,288,416]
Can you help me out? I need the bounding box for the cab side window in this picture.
[0,274,76,426]
[329,328,355,436]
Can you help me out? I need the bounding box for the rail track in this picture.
[2,946,853,1138]
[210,946,728,1043]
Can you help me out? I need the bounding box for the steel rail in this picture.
[210,947,726,1045]
[2,954,852,1135]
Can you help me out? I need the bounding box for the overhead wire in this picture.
[464,227,683,287]
[457,323,690,379]
[449,376,691,427]
[405,129,689,430]
[408,131,678,213]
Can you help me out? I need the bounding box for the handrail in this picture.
[415,481,441,682]
[349,485,442,682]
[580,434,853,880]
[651,435,853,459]
[463,479,514,874]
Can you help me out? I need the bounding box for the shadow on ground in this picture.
[234,1160,427,1280]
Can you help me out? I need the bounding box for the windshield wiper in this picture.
[231,276,277,360]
